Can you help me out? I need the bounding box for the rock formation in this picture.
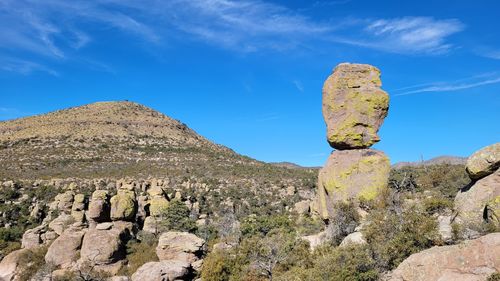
[454,142,500,234]
[389,233,500,281]
[318,63,390,219]
[322,63,389,149]
[466,143,500,180]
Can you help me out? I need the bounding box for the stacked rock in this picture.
[454,143,499,235]
[318,63,390,219]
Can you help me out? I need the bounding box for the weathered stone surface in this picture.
[294,200,310,215]
[317,149,390,219]
[466,143,500,180]
[80,227,126,265]
[149,197,169,217]
[322,63,389,149]
[454,170,500,230]
[48,214,74,235]
[45,228,86,267]
[438,215,453,243]
[301,231,328,250]
[21,225,45,249]
[339,231,366,247]
[142,216,159,234]
[156,231,205,263]
[131,260,190,281]
[88,190,110,222]
[389,233,500,281]
[0,249,30,281]
[55,191,75,213]
[71,194,86,222]
[110,191,136,221]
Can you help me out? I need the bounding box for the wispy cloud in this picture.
[394,73,500,96]
[0,0,468,75]
[0,57,59,76]
[361,17,464,54]
[293,80,304,92]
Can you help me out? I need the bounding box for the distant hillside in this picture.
[0,101,316,185]
[392,155,467,169]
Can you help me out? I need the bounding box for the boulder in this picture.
[0,249,30,281]
[48,213,75,235]
[45,228,86,267]
[149,197,169,217]
[301,231,328,250]
[143,216,159,234]
[339,231,366,247]
[438,215,453,243]
[466,143,500,180]
[21,225,45,249]
[454,170,500,231]
[131,260,190,281]
[294,200,311,215]
[389,233,500,281]
[55,191,75,213]
[88,190,110,222]
[71,194,86,222]
[156,231,205,263]
[80,227,126,265]
[322,63,389,149]
[317,149,390,219]
[110,191,136,221]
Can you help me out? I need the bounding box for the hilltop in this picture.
[0,101,316,183]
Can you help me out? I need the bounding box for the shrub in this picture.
[200,250,234,281]
[119,232,158,276]
[157,200,197,233]
[240,215,293,238]
[17,246,48,281]
[422,196,453,215]
[363,205,440,270]
[325,201,360,245]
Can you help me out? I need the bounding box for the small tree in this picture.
[157,200,197,233]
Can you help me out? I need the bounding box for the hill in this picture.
[0,101,316,185]
[392,155,467,169]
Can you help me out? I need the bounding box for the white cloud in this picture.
[293,80,304,92]
[394,73,500,96]
[0,0,468,75]
[362,17,464,54]
[0,57,59,76]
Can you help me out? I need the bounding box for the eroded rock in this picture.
[466,143,500,180]
[322,63,389,149]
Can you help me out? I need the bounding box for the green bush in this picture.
[363,205,440,270]
[157,199,197,233]
[240,215,293,238]
[119,232,158,276]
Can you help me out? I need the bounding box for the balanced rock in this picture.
[156,231,205,263]
[48,213,74,235]
[71,193,86,222]
[88,190,110,222]
[389,233,500,281]
[454,170,500,231]
[55,191,75,213]
[317,149,390,219]
[322,63,389,149]
[466,143,500,180]
[131,260,190,281]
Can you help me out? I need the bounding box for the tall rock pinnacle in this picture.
[318,63,390,219]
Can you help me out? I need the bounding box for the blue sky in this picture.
[0,0,499,167]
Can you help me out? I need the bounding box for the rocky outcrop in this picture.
[156,231,205,264]
[454,170,500,231]
[131,260,191,281]
[389,233,500,281]
[339,231,366,247]
[318,149,389,218]
[48,213,74,235]
[318,63,390,219]
[45,227,86,268]
[322,63,389,149]
[79,225,128,265]
[0,249,30,281]
[54,191,75,213]
[466,143,500,180]
[110,190,136,221]
[87,190,110,223]
[71,193,86,222]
